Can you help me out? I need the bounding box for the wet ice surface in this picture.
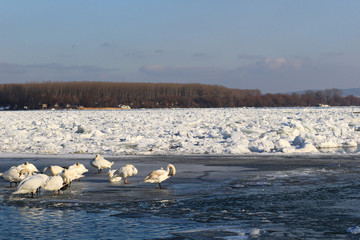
[1,155,360,239]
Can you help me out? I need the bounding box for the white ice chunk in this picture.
[297,142,318,153]
[348,226,360,234]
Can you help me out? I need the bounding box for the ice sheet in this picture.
[0,107,359,156]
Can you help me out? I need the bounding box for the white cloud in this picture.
[263,57,303,70]
[139,64,168,72]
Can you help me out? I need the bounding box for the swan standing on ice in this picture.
[12,169,48,198]
[107,169,122,182]
[43,173,70,195]
[112,164,138,184]
[144,164,176,189]
[19,168,49,185]
[0,162,39,187]
[90,154,114,173]
[0,166,31,187]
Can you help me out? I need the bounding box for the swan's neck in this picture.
[167,165,176,176]
[19,168,32,177]
[61,173,70,185]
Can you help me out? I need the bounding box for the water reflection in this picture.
[1,205,169,240]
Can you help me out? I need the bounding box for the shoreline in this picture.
[0,152,360,160]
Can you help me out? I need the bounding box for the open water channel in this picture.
[1,155,360,239]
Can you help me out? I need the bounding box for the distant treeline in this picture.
[0,82,359,109]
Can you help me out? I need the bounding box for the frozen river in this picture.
[1,107,359,156]
[1,155,360,239]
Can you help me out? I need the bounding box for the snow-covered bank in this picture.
[0,107,359,156]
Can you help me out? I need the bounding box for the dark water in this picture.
[1,155,360,239]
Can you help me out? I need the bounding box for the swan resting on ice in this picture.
[107,169,122,182]
[90,154,114,173]
[0,161,40,187]
[65,163,88,182]
[144,164,176,189]
[0,166,30,187]
[112,164,138,184]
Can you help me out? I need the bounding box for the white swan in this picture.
[112,164,138,184]
[90,154,114,173]
[42,165,66,176]
[43,173,70,194]
[69,162,88,175]
[17,161,40,173]
[12,169,48,198]
[18,168,49,185]
[66,163,88,182]
[144,164,176,189]
[107,169,122,182]
[0,166,30,187]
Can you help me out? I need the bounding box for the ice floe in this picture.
[347,226,360,234]
[0,107,359,156]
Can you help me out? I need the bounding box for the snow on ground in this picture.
[0,107,359,156]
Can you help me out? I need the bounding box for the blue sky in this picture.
[1,0,359,93]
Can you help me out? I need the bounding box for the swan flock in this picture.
[0,155,176,198]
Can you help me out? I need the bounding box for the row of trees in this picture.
[0,82,359,109]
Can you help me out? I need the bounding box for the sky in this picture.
[0,0,360,94]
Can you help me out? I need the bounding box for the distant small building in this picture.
[318,104,329,107]
[39,103,48,109]
[119,104,131,109]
